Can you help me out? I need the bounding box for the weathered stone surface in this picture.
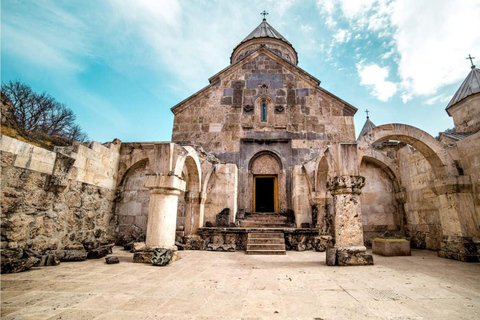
[372,238,411,257]
[336,248,374,266]
[1,256,40,274]
[87,244,114,259]
[215,208,230,227]
[184,238,206,250]
[48,249,87,262]
[133,251,153,264]
[105,256,119,264]
[313,235,333,252]
[151,248,174,266]
[326,248,337,266]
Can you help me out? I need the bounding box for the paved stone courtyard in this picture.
[1,247,479,320]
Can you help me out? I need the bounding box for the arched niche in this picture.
[116,159,150,242]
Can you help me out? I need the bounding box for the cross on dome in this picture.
[260,10,268,21]
[466,54,476,69]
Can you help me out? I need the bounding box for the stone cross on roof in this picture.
[365,109,370,118]
[260,10,268,21]
[466,54,476,69]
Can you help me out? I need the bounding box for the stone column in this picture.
[327,175,373,266]
[145,188,182,248]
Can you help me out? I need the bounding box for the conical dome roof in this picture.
[357,116,376,140]
[240,19,292,46]
[230,18,298,65]
[446,67,480,110]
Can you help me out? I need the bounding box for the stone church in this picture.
[1,18,480,269]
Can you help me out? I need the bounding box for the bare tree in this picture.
[1,81,88,142]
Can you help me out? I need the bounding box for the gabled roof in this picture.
[446,67,480,110]
[357,117,376,140]
[171,47,357,116]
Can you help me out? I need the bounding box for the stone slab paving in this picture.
[1,247,480,320]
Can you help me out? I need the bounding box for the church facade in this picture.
[113,19,480,264]
[2,19,479,268]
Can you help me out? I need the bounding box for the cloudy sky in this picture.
[2,0,479,142]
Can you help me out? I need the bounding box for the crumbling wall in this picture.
[360,161,402,246]
[1,135,120,253]
[397,146,441,250]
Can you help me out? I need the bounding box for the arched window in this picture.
[261,101,267,122]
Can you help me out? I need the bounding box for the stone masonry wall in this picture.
[397,146,441,250]
[204,164,238,226]
[456,131,480,227]
[360,160,402,246]
[1,135,120,252]
[172,51,356,163]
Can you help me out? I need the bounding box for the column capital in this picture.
[149,188,183,196]
[327,175,365,195]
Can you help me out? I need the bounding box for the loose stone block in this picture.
[326,248,337,266]
[372,238,411,256]
[105,256,120,264]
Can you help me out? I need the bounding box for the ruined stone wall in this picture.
[360,161,402,246]
[456,131,480,226]
[1,135,120,252]
[397,146,441,250]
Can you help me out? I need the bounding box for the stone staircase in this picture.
[239,213,295,228]
[246,232,286,255]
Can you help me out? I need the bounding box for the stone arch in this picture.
[360,152,409,246]
[249,150,283,173]
[357,123,455,177]
[312,154,334,234]
[118,158,149,187]
[172,146,203,237]
[116,158,150,242]
[248,150,285,213]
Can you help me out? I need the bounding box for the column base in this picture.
[327,246,374,266]
[437,236,480,262]
[133,244,180,265]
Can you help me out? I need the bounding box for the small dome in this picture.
[230,19,298,65]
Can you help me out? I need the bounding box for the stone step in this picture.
[244,214,288,220]
[246,249,286,255]
[247,243,286,251]
[248,233,284,239]
[248,238,285,244]
[241,222,295,228]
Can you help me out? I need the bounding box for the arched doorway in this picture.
[249,151,283,213]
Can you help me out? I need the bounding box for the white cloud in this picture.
[333,29,352,43]
[339,0,376,19]
[357,63,398,101]
[423,94,452,106]
[301,24,313,32]
[380,48,395,60]
[391,0,480,96]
